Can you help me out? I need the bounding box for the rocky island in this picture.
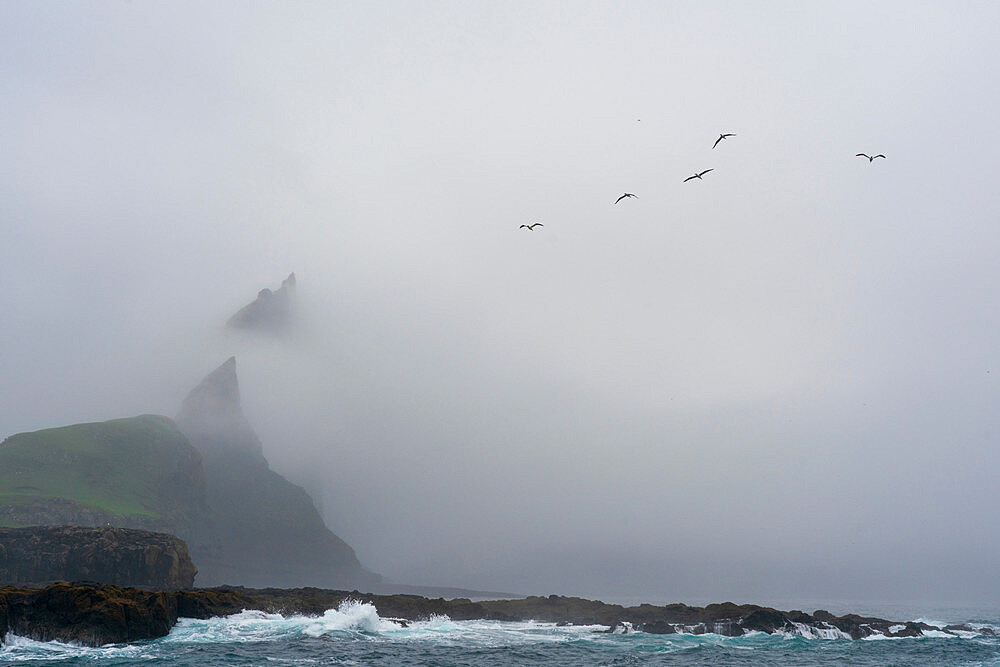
[0,356,377,591]
[0,526,196,589]
[3,275,988,651]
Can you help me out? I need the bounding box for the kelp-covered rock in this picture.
[0,526,197,589]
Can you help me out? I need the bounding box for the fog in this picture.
[3,1,1000,607]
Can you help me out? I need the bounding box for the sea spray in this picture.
[300,599,402,636]
[2,604,998,666]
[166,599,401,645]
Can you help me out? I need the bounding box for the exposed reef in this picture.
[1,583,994,647]
[0,526,196,589]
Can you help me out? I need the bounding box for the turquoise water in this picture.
[2,600,999,665]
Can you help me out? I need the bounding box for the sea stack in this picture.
[226,273,296,336]
[176,357,378,589]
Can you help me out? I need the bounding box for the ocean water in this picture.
[2,599,999,666]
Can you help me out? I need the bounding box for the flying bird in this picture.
[856,153,886,162]
[519,223,544,230]
[684,169,714,182]
[615,193,638,204]
[713,133,736,149]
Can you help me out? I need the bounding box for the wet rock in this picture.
[0,526,196,589]
[740,608,790,633]
[0,582,253,646]
[640,620,677,634]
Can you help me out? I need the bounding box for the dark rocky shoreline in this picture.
[1,581,994,647]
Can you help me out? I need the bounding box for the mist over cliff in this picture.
[2,2,1000,607]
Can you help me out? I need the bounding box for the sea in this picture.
[2,599,998,666]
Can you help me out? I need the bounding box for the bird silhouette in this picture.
[713,133,735,149]
[519,223,544,230]
[684,169,714,182]
[856,153,886,162]
[615,193,638,204]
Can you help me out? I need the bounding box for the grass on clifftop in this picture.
[0,415,196,519]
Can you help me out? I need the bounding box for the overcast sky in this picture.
[3,1,1000,607]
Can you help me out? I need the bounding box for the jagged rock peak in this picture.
[226,273,296,335]
[175,357,263,459]
[178,356,240,420]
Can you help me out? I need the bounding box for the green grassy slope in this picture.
[0,415,201,521]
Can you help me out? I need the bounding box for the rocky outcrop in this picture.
[0,526,196,589]
[0,583,252,646]
[226,273,296,336]
[176,358,379,589]
[2,584,995,647]
[176,356,264,460]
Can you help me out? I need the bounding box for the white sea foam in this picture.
[0,633,147,661]
[166,599,401,644]
[946,628,984,639]
[2,601,994,662]
[776,622,852,640]
[171,604,614,649]
[612,621,635,634]
[301,599,402,636]
[397,618,610,647]
[921,629,960,639]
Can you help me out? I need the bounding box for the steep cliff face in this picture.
[0,526,196,588]
[177,357,378,589]
[0,415,209,538]
[0,361,375,590]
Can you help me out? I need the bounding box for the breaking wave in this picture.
[165,599,401,644]
[2,599,998,665]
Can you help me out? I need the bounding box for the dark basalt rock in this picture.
[2,583,996,648]
[740,608,791,633]
[639,620,677,634]
[0,526,196,589]
[0,582,253,646]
